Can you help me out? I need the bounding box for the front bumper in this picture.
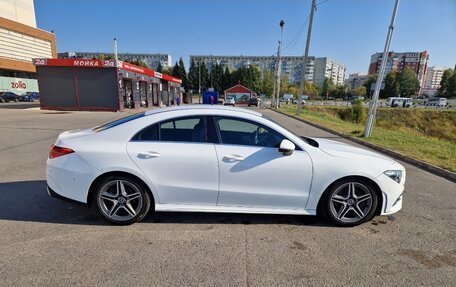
[376,169,405,215]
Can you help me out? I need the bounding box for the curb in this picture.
[272,109,456,183]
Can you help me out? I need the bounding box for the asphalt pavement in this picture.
[0,106,454,286]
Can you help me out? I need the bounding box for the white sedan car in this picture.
[47,106,405,226]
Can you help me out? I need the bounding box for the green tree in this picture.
[364,74,378,98]
[172,61,180,77]
[438,69,455,98]
[384,70,400,98]
[236,66,262,93]
[162,66,173,75]
[397,68,420,97]
[156,62,163,73]
[261,70,275,97]
[187,59,199,92]
[279,74,290,96]
[353,86,367,97]
[125,59,148,68]
[222,66,232,91]
[199,62,210,91]
[448,71,456,98]
[304,81,320,99]
[178,58,188,91]
[331,84,348,99]
[210,63,224,92]
[321,77,335,99]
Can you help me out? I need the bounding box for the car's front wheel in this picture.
[94,176,151,225]
[322,179,378,226]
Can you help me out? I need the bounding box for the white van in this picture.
[425,97,447,107]
[386,97,412,108]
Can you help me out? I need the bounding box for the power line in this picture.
[282,14,310,53]
[315,0,331,6]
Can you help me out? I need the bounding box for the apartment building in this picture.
[368,51,429,88]
[421,66,448,96]
[190,55,346,86]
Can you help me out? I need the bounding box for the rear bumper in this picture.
[47,186,85,205]
[46,153,99,204]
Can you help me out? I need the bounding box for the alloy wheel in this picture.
[97,179,144,222]
[329,182,373,224]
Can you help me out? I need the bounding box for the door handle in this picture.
[223,154,245,161]
[137,151,160,159]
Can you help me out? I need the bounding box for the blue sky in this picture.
[35,0,456,75]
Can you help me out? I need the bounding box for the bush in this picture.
[338,99,366,123]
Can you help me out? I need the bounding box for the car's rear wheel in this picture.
[323,179,378,226]
[94,176,151,225]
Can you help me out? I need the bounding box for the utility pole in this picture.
[297,0,316,115]
[364,0,400,137]
[272,45,279,108]
[198,61,201,103]
[274,20,285,109]
[113,38,118,63]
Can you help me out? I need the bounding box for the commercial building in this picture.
[190,55,345,86]
[224,84,255,105]
[58,52,172,70]
[346,73,369,89]
[421,66,448,96]
[313,57,346,87]
[368,51,429,88]
[35,58,181,111]
[0,0,57,94]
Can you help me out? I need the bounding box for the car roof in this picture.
[144,105,262,118]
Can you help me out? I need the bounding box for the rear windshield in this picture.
[93,112,145,132]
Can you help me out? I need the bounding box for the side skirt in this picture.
[155,204,316,216]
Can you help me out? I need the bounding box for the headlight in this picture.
[384,170,402,183]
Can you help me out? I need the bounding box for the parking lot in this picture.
[0,107,455,286]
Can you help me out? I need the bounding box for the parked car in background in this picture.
[224,96,235,106]
[248,97,259,107]
[348,96,364,104]
[292,95,308,105]
[425,97,447,107]
[18,92,40,102]
[0,92,20,103]
[282,94,294,103]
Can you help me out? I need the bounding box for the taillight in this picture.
[49,145,74,159]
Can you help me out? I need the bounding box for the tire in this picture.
[322,179,378,227]
[94,175,151,225]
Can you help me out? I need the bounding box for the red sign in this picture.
[33,58,182,83]
[11,80,26,89]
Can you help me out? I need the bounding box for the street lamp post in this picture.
[274,20,285,109]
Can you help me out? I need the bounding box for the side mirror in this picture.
[278,139,295,156]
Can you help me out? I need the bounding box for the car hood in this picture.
[315,138,395,164]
